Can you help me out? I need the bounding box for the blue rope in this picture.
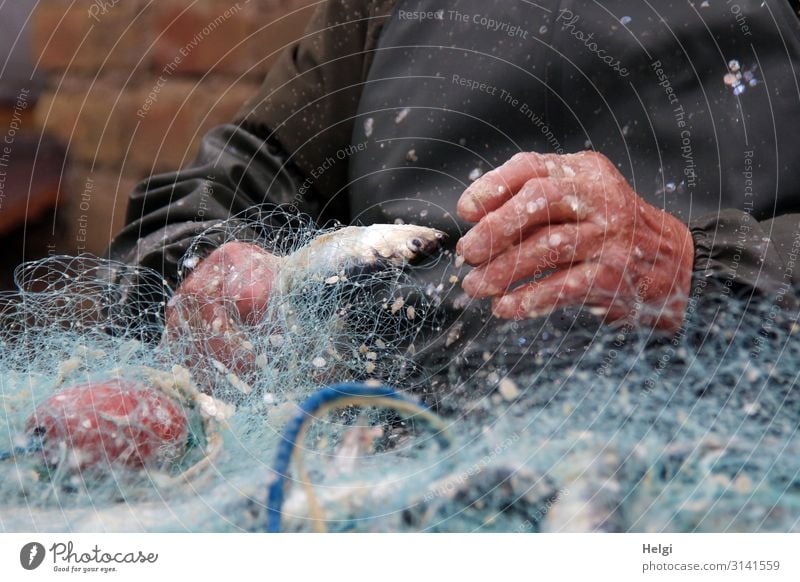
[265,382,449,533]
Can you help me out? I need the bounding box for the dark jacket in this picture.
[109,0,800,327]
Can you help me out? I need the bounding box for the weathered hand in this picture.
[456,151,694,332]
[163,241,282,382]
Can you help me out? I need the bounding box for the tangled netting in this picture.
[1,214,799,533]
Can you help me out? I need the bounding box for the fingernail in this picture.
[459,183,494,215]
[468,182,494,201]
[455,234,474,260]
[457,195,478,217]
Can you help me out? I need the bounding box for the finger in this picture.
[461,223,604,298]
[457,177,585,266]
[217,243,281,322]
[491,262,627,320]
[163,293,258,380]
[177,241,281,323]
[457,152,550,222]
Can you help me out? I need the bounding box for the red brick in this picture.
[149,0,313,79]
[129,77,261,172]
[129,79,215,171]
[32,1,152,73]
[35,81,138,167]
[62,168,138,255]
[151,0,258,76]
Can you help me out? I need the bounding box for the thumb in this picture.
[171,241,282,324]
[215,241,282,323]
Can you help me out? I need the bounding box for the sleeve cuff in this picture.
[688,209,795,307]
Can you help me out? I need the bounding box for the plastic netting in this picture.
[1,216,799,532]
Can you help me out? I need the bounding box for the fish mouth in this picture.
[405,229,448,262]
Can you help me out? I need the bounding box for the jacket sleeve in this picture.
[234,0,394,199]
[689,210,800,309]
[107,0,395,290]
[107,124,315,288]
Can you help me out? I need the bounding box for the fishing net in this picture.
[1,212,799,532]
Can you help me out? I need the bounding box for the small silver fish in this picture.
[276,224,446,293]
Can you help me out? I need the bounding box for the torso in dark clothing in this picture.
[348,0,800,238]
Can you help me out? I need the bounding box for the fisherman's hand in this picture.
[163,241,281,379]
[455,151,694,332]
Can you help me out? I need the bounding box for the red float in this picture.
[27,379,189,472]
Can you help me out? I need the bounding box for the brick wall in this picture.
[32,0,314,255]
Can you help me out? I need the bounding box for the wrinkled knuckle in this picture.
[579,150,602,162]
[520,176,544,194]
[514,151,540,161]
[587,222,607,238]
[576,150,609,173]
[513,151,545,169]
[591,151,615,171]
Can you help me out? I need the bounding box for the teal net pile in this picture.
[1,218,799,532]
